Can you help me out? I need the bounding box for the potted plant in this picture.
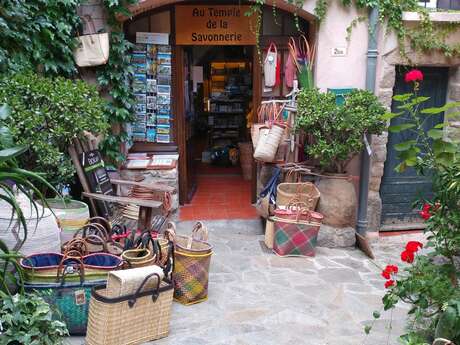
[0,73,108,233]
[295,88,385,226]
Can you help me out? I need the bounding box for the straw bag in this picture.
[24,257,102,335]
[273,216,322,257]
[74,15,110,67]
[86,273,174,345]
[167,222,213,305]
[276,182,320,209]
[253,123,285,162]
[264,42,278,87]
[274,201,324,223]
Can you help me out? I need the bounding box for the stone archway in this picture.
[117,0,317,22]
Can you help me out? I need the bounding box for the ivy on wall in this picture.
[97,0,138,164]
[0,0,81,76]
[249,0,460,61]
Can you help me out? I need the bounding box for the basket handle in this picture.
[87,216,112,234]
[56,256,85,286]
[84,234,108,253]
[128,272,161,308]
[62,238,89,257]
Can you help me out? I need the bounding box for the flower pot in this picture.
[316,174,357,227]
[42,199,90,244]
[0,192,61,255]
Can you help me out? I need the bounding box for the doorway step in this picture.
[179,175,258,221]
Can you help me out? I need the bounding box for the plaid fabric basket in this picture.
[273,217,322,257]
[166,222,213,305]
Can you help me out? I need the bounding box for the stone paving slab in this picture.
[69,220,423,345]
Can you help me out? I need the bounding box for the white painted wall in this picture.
[303,1,369,91]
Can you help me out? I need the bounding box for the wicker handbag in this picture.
[24,257,103,335]
[253,123,286,162]
[167,222,213,305]
[276,182,320,209]
[86,272,174,345]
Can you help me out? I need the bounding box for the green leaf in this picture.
[427,129,443,140]
[434,123,447,129]
[372,311,381,319]
[394,162,407,173]
[388,123,416,133]
[0,146,28,161]
[364,325,372,334]
[421,106,445,115]
[394,140,417,151]
[393,93,412,102]
[381,112,402,120]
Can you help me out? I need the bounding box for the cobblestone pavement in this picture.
[70,219,423,345]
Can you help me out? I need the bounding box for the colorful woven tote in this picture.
[166,222,212,305]
[273,217,322,257]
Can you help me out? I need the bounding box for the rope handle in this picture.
[56,256,85,285]
[87,216,112,234]
[264,41,278,64]
[62,238,89,257]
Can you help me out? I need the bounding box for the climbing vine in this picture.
[247,0,460,61]
[0,0,81,76]
[97,0,138,164]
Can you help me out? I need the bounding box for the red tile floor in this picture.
[179,172,258,221]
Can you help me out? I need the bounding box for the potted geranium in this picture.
[295,88,386,226]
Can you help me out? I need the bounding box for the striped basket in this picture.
[167,222,213,305]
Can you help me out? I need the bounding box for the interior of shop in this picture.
[180,45,256,220]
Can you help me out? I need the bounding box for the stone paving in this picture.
[70,219,424,345]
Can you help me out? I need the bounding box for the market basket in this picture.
[273,216,322,257]
[24,257,103,335]
[85,272,174,345]
[276,182,320,209]
[167,222,213,305]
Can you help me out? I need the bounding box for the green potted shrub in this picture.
[0,73,108,232]
[295,88,385,227]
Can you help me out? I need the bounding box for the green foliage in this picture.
[0,104,59,254]
[0,73,108,187]
[296,88,385,173]
[0,291,68,344]
[97,0,138,164]
[0,0,81,76]
[373,77,460,344]
[0,239,24,296]
[386,93,460,173]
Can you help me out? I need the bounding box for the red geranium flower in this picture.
[381,264,398,279]
[385,280,395,288]
[419,210,431,220]
[406,241,423,253]
[401,250,415,263]
[422,203,431,212]
[405,69,424,83]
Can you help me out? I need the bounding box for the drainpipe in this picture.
[356,6,379,236]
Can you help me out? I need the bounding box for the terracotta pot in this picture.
[316,174,357,227]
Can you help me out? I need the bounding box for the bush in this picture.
[0,72,108,187]
[295,88,386,173]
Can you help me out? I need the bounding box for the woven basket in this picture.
[253,123,285,162]
[276,182,320,209]
[122,248,155,268]
[105,266,165,298]
[86,274,174,345]
[168,222,213,305]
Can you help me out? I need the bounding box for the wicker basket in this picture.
[167,222,213,305]
[121,248,155,268]
[253,123,285,162]
[276,182,320,210]
[86,273,174,345]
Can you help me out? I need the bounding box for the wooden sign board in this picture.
[175,5,256,45]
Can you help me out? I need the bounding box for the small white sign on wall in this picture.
[136,32,169,45]
[331,47,347,57]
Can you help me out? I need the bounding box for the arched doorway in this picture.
[122,1,317,218]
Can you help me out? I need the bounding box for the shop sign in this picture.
[175,5,256,45]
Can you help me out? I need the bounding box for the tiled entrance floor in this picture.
[179,175,258,221]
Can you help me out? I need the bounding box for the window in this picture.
[419,0,460,9]
[262,7,308,36]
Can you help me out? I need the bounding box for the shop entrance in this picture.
[178,45,257,220]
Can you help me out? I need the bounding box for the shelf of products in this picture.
[130,40,172,143]
[207,61,251,146]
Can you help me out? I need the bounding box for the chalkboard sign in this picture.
[80,150,114,218]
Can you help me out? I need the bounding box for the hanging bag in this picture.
[74,15,110,67]
[264,42,278,88]
[285,37,300,88]
[256,167,281,218]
